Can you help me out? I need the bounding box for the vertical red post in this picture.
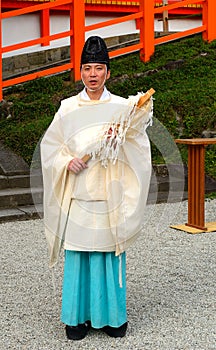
[0,0,3,100]
[70,0,85,81]
[202,0,216,42]
[40,9,50,47]
[139,0,155,62]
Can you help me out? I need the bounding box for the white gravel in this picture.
[1,199,216,350]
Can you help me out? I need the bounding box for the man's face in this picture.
[81,63,110,92]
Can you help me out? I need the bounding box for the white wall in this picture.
[2,13,202,58]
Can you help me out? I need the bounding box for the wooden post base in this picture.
[170,222,216,234]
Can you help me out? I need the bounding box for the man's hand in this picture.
[68,158,88,174]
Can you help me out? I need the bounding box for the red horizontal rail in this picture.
[109,42,142,58]
[154,0,205,14]
[1,30,73,53]
[1,0,73,18]
[155,24,206,45]
[2,62,73,88]
[154,0,203,6]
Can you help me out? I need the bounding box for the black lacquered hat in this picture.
[80,36,110,70]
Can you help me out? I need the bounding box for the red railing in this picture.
[0,0,204,14]
[0,0,216,100]
[0,0,85,96]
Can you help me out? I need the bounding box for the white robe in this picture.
[40,90,153,267]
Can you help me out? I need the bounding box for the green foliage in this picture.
[1,34,216,181]
[205,192,216,200]
[21,76,64,94]
[205,146,216,180]
[0,116,53,164]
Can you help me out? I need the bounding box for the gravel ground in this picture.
[1,199,216,350]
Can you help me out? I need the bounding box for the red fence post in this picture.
[70,0,85,81]
[202,0,216,42]
[139,0,155,62]
[0,0,2,100]
[40,9,50,47]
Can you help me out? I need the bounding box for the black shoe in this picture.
[102,322,127,338]
[66,321,91,340]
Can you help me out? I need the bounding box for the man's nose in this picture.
[90,68,96,76]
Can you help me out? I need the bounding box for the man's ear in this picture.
[106,70,111,80]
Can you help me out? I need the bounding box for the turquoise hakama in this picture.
[61,250,127,328]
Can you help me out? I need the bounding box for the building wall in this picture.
[2,13,201,79]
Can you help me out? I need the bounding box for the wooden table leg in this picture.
[171,138,216,234]
[187,144,207,230]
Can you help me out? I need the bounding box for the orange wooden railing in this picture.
[0,0,86,99]
[0,0,216,100]
[1,0,203,12]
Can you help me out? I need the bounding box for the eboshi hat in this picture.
[80,36,110,70]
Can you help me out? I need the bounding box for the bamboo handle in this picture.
[82,154,92,163]
[137,88,155,108]
[81,88,155,164]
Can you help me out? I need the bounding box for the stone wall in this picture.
[3,46,70,80]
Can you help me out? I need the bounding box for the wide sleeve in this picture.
[40,112,75,267]
[105,99,153,256]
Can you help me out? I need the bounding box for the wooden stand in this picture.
[171,138,216,234]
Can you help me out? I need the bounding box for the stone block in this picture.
[14,54,29,69]
[28,51,46,66]
[105,37,119,48]
[61,46,70,60]
[46,48,62,62]
[119,33,139,44]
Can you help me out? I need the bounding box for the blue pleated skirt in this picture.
[61,250,127,328]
